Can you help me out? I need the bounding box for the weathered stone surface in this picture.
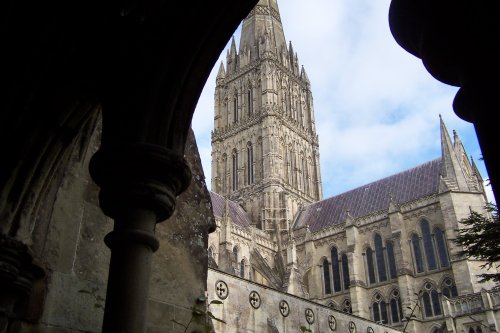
[40,272,106,332]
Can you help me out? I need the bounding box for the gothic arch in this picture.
[326,301,338,309]
[427,325,443,333]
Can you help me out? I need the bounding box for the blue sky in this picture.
[192,0,495,204]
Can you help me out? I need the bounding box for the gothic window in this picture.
[367,235,395,285]
[341,254,350,290]
[342,299,352,314]
[389,289,403,324]
[301,153,306,192]
[477,327,483,333]
[247,88,253,115]
[287,148,293,185]
[386,241,398,279]
[374,234,388,282]
[411,233,425,273]
[331,247,342,292]
[240,259,245,278]
[233,94,238,123]
[322,258,332,294]
[434,227,450,268]
[372,293,388,324]
[291,150,297,186]
[421,220,438,270]
[233,246,238,260]
[247,142,254,184]
[232,150,238,191]
[422,282,442,318]
[257,138,263,182]
[441,278,458,298]
[366,247,376,284]
[283,91,288,115]
[222,153,227,194]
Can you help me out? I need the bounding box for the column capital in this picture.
[89,143,191,222]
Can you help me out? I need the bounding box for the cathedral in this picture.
[206,1,499,332]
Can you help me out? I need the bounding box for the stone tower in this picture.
[211,0,323,235]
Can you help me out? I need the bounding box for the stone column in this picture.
[345,213,368,318]
[89,143,191,333]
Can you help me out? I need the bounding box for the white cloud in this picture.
[192,1,495,204]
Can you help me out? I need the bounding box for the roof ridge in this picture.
[315,158,441,204]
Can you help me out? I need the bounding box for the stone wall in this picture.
[208,268,402,333]
[20,121,213,333]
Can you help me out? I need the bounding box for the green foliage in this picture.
[172,298,225,333]
[454,203,500,283]
[299,325,312,332]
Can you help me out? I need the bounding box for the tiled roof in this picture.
[294,158,442,232]
[209,191,252,227]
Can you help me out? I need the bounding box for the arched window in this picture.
[372,293,388,324]
[232,150,238,191]
[233,94,238,123]
[342,299,352,314]
[421,220,437,270]
[322,258,332,294]
[331,247,341,292]
[240,259,245,278]
[469,328,476,333]
[434,227,450,268]
[374,234,387,282]
[247,142,254,184]
[389,289,403,324]
[366,247,376,284]
[441,278,458,298]
[422,282,442,318]
[247,88,253,115]
[222,153,227,194]
[341,254,350,290]
[386,241,398,279]
[283,91,288,115]
[233,246,238,260]
[477,327,483,333]
[208,247,214,259]
[366,235,396,285]
[301,153,307,192]
[411,233,425,273]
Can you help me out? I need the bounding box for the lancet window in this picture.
[365,234,398,284]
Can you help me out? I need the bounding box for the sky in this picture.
[191,0,495,204]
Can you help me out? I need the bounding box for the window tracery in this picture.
[422,282,442,318]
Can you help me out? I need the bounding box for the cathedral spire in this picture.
[216,61,226,86]
[300,66,310,85]
[239,0,286,60]
[439,115,471,192]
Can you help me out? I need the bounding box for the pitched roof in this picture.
[209,191,252,227]
[294,158,442,232]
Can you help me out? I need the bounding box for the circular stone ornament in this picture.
[279,300,290,317]
[249,291,261,309]
[328,315,337,331]
[348,321,357,333]
[215,280,229,300]
[305,308,315,324]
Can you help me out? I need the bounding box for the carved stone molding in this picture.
[0,234,45,331]
[89,143,191,223]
